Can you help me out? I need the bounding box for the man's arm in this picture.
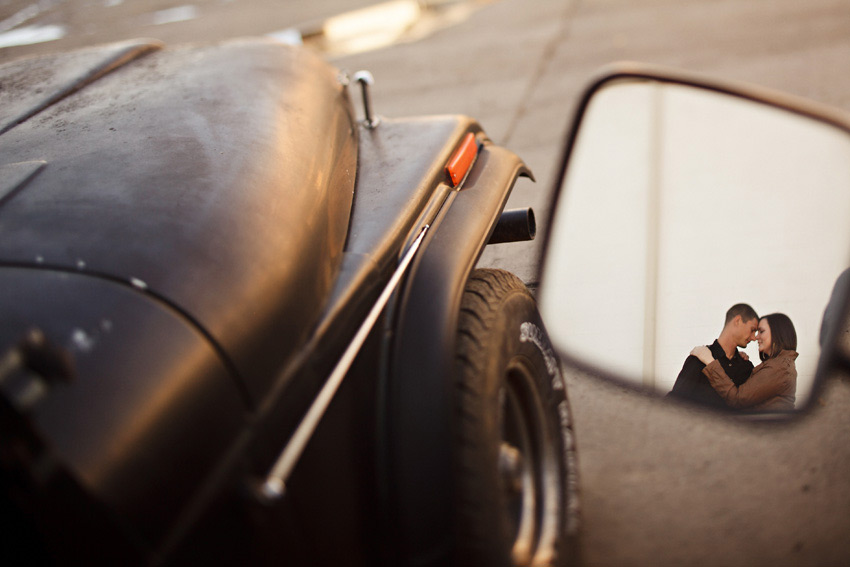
[669,355,705,396]
[669,350,730,409]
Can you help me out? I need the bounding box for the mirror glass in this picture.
[540,79,850,411]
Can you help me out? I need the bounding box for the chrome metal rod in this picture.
[258,225,430,501]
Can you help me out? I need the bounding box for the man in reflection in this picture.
[668,303,758,410]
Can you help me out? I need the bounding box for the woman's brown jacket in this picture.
[702,349,797,411]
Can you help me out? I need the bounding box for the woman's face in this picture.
[756,318,772,354]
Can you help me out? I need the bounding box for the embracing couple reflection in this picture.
[668,304,798,411]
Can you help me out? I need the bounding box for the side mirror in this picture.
[539,64,850,415]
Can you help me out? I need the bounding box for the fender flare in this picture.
[381,143,532,565]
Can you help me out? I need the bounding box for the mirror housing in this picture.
[539,63,850,416]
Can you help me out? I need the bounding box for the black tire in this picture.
[453,269,580,567]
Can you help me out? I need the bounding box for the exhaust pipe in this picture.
[488,208,536,244]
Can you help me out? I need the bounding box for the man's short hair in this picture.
[725,303,759,325]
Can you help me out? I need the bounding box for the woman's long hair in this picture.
[759,313,797,361]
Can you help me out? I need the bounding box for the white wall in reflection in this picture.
[542,81,850,404]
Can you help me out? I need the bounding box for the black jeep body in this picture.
[0,38,575,566]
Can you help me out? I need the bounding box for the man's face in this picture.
[736,316,759,347]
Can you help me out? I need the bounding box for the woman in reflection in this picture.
[691,313,798,411]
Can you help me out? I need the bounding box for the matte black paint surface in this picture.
[0,40,358,401]
[0,268,244,549]
[0,38,533,565]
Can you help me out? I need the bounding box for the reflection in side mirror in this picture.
[540,74,850,414]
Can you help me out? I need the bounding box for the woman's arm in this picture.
[701,359,791,408]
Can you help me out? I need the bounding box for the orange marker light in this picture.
[446,132,479,187]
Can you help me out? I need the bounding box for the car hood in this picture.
[0,39,358,400]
